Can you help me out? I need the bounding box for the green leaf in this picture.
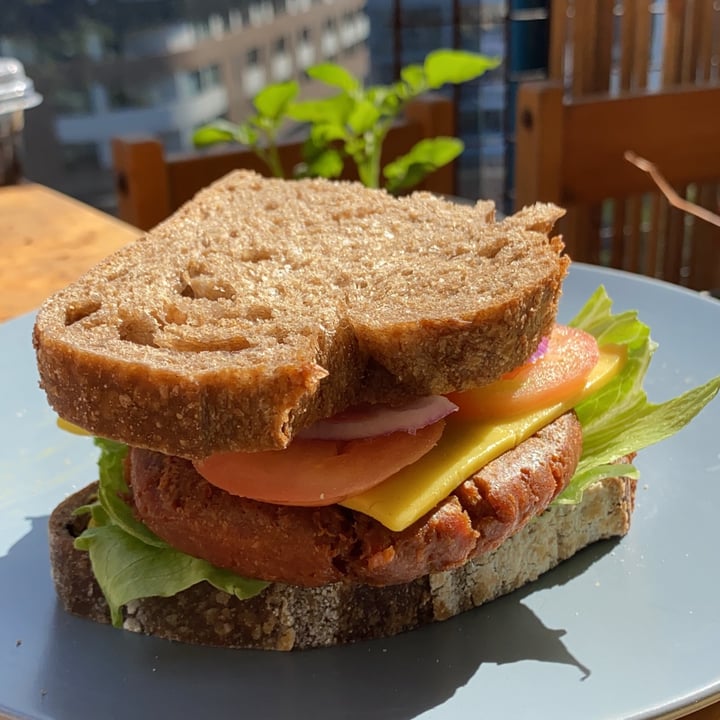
[400,64,427,94]
[76,520,268,627]
[296,148,344,179]
[555,286,720,504]
[383,137,463,193]
[307,62,359,93]
[309,122,348,144]
[367,84,402,113]
[94,438,166,548]
[253,80,299,120]
[348,99,381,134]
[192,121,240,148]
[233,123,259,146]
[288,94,354,125]
[423,50,500,89]
[74,438,269,626]
[344,135,373,166]
[558,461,639,505]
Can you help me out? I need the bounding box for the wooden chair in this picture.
[513,0,720,291]
[514,81,720,289]
[112,95,457,231]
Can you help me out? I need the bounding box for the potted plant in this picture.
[193,49,499,193]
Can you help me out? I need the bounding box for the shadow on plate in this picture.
[0,516,617,720]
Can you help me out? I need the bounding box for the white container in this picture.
[0,57,42,185]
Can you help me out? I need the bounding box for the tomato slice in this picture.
[449,324,600,420]
[194,421,445,507]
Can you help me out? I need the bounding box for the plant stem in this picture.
[266,144,285,178]
[261,129,285,178]
[362,148,381,189]
[361,121,393,189]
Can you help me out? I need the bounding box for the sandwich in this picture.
[33,171,720,650]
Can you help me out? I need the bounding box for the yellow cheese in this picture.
[57,417,91,436]
[341,347,624,532]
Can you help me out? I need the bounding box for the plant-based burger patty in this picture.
[128,412,582,587]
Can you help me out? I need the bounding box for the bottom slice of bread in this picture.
[48,476,637,651]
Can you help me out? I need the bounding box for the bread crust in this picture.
[49,473,637,650]
[128,413,583,586]
[33,172,568,458]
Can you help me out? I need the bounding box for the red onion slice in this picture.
[528,335,550,364]
[297,395,459,441]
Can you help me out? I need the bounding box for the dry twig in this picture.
[624,151,720,228]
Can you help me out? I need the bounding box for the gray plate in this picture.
[2,264,720,720]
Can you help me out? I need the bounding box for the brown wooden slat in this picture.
[549,0,570,79]
[594,0,615,92]
[687,183,720,290]
[617,1,649,280]
[566,1,612,276]
[683,0,702,82]
[610,198,625,268]
[663,202,687,284]
[587,9,609,270]
[621,0,651,267]
[625,195,642,273]
[572,1,599,95]
[559,208,599,265]
[714,4,720,82]
[663,0,685,84]
[696,0,716,81]
[646,193,665,279]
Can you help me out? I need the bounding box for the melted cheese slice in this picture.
[341,347,624,532]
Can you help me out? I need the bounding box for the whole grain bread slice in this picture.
[34,171,567,458]
[49,475,637,650]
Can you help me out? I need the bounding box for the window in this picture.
[186,69,203,95]
[182,65,221,97]
[203,64,222,88]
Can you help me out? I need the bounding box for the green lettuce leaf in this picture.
[557,286,720,503]
[74,438,269,627]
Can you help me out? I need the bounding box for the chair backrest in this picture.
[112,95,457,231]
[514,80,720,289]
[513,0,720,291]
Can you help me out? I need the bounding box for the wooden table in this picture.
[1,183,719,720]
[0,183,139,322]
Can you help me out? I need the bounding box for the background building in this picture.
[365,0,507,204]
[2,0,368,211]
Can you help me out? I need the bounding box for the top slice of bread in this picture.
[33,171,568,458]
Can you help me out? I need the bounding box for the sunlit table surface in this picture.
[0,183,139,323]
[1,182,719,720]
